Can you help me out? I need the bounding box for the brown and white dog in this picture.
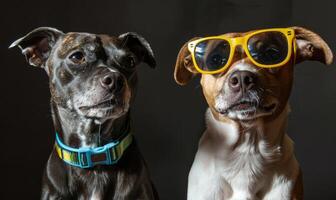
[174,27,333,200]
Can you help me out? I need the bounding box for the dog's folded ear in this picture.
[174,38,200,85]
[293,26,333,65]
[118,32,156,68]
[9,27,64,68]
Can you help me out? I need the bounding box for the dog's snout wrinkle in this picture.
[97,65,118,73]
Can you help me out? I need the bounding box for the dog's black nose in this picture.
[228,70,257,93]
[100,73,124,92]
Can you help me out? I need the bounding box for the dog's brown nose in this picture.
[100,73,124,92]
[228,70,257,93]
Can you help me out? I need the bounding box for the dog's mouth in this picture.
[77,96,128,122]
[218,100,277,120]
[228,101,276,112]
[79,98,118,111]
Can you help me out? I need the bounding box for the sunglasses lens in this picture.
[194,39,230,72]
[247,31,288,65]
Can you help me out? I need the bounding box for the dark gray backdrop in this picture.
[0,0,335,199]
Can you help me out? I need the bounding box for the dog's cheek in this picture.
[265,67,293,120]
[57,68,74,86]
[201,75,217,106]
[62,76,90,111]
[201,74,227,110]
[71,90,88,112]
[277,66,293,103]
[215,94,229,113]
[49,82,70,108]
[122,84,132,111]
[123,72,137,104]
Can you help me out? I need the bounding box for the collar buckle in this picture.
[78,146,113,168]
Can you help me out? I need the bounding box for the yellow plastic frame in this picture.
[187,28,296,74]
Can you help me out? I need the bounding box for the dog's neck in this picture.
[51,102,130,148]
[206,104,291,151]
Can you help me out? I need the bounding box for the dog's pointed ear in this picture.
[292,26,333,65]
[118,32,156,68]
[9,27,64,68]
[174,38,200,85]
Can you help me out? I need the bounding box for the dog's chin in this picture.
[76,99,129,124]
[218,102,277,122]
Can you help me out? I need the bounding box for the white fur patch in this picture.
[89,188,101,200]
[187,108,298,200]
[230,61,258,73]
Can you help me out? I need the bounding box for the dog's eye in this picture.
[125,56,135,68]
[120,56,135,69]
[69,51,85,64]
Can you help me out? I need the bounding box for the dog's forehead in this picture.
[57,32,97,57]
[56,32,122,59]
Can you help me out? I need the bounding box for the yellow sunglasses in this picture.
[187,28,297,74]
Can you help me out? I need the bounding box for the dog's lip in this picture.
[219,101,277,114]
[79,98,116,110]
[229,101,255,111]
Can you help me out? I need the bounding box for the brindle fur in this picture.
[10,27,159,200]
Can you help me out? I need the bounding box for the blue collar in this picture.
[55,132,133,168]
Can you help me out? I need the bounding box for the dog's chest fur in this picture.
[68,168,109,199]
[188,109,287,200]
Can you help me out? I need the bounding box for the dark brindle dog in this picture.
[10,27,159,200]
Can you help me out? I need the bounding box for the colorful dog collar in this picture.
[55,132,133,168]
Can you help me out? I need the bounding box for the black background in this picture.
[1,0,335,199]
